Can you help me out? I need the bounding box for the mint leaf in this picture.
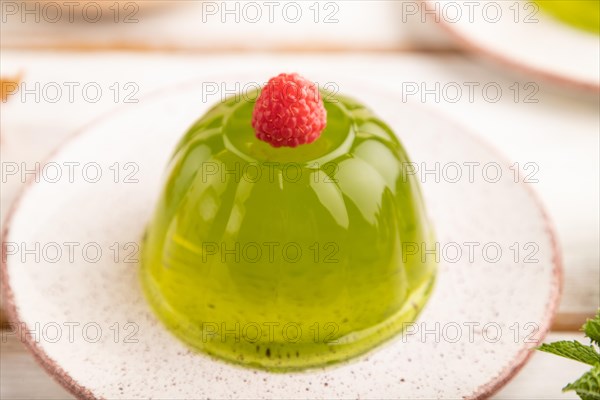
[563,364,600,400]
[583,311,600,346]
[538,341,600,366]
[539,310,600,399]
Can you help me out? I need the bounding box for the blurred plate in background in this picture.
[428,0,600,90]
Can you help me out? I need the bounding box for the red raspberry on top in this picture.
[252,73,327,148]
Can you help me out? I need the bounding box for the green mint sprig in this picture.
[537,310,600,399]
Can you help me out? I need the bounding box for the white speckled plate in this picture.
[427,0,600,91]
[1,75,562,399]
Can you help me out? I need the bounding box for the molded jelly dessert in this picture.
[141,75,436,371]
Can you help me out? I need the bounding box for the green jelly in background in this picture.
[535,0,600,35]
[141,90,437,371]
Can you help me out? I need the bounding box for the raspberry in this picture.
[252,73,327,148]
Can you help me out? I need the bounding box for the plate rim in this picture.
[0,78,564,400]
[426,0,600,92]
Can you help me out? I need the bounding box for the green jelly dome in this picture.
[141,90,437,371]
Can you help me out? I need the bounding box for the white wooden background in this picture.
[1,1,599,399]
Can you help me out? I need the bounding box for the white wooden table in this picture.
[1,2,598,398]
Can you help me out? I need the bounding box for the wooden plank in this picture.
[0,43,460,54]
[0,335,73,399]
[552,312,597,332]
[0,1,456,53]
